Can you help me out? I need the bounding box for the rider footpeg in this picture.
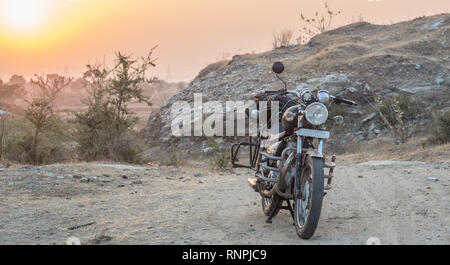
[248,178,259,192]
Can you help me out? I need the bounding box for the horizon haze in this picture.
[0,0,448,82]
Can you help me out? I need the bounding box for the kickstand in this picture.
[265,200,280,224]
[286,200,295,225]
[265,211,275,224]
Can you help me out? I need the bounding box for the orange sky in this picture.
[0,0,448,82]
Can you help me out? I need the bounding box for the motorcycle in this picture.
[231,61,357,239]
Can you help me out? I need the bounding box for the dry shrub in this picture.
[426,111,450,145]
[206,137,231,170]
[3,118,76,164]
[272,30,294,49]
[159,144,184,167]
[108,131,147,164]
[297,1,341,44]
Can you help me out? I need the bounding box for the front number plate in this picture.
[296,128,330,139]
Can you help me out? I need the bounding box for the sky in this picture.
[0,0,448,82]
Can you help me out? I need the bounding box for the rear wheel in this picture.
[294,156,324,239]
[260,141,285,217]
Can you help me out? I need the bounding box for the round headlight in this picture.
[305,102,328,125]
[317,90,330,105]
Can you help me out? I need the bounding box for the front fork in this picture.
[295,135,303,200]
[295,135,324,199]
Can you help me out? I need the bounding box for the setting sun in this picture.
[2,0,44,30]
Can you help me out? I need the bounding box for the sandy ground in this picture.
[0,158,448,245]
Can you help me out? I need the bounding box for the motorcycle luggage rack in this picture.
[231,138,260,170]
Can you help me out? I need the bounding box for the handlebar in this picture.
[331,95,358,106]
[264,89,286,94]
[264,89,357,106]
[264,89,300,98]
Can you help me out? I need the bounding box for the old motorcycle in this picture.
[231,61,357,239]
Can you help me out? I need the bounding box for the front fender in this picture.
[302,149,323,165]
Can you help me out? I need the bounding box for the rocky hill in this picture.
[144,14,450,157]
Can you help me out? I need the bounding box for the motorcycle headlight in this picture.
[305,102,328,125]
[317,90,330,105]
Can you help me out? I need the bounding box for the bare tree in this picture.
[297,1,341,44]
[22,74,72,163]
[273,30,294,49]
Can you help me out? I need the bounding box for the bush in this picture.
[207,137,230,170]
[396,93,423,120]
[426,111,450,145]
[272,30,294,49]
[3,118,76,164]
[160,147,183,167]
[5,74,74,164]
[108,131,147,164]
[76,50,156,163]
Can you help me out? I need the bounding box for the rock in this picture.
[367,122,379,140]
[361,113,377,124]
[118,184,125,188]
[203,147,213,153]
[122,175,128,179]
[346,87,358,93]
[73,174,83,179]
[426,177,439,182]
[358,175,364,178]
[356,130,365,140]
[194,172,203,178]
[90,235,113,245]
[144,14,450,154]
[132,180,143,185]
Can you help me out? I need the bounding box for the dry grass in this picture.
[342,136,450,163]
[272,30,294,48]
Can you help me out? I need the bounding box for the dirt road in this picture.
[0,158,448,244]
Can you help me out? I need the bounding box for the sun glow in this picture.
[2,0,45,30]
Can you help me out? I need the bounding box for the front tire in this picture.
[294,156,324,239]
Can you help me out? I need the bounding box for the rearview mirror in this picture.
[272,61,284,74]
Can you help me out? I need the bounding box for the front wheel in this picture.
[294,156,324,239]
